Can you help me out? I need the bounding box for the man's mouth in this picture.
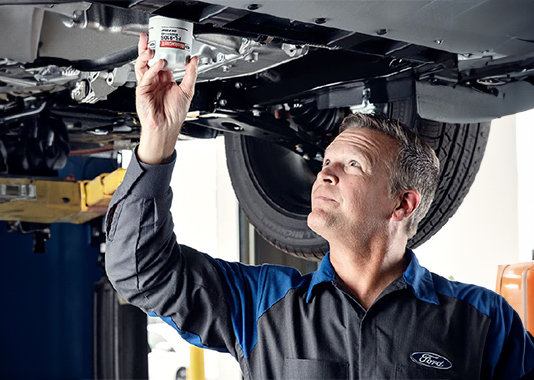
[314,194,336,203]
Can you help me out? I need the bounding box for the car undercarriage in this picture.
[1,0,533,257]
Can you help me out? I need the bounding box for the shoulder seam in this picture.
[257,283,305,322]
[432,277,499,320]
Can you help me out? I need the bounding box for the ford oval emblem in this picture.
[410,352,452,370]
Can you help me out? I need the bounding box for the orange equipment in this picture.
[496,262,534,335]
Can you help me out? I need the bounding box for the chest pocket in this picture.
[283,358,348,380]
[395,364,456,380]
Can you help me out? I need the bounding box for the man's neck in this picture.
[329,240,408,310]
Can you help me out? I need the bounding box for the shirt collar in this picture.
[306,252,336,303]
[403,248,440,305]
[306,248,440,305]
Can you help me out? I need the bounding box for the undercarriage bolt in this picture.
[219,99,228,106]
[244,52,259,63]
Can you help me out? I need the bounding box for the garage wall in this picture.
[415,114,523,291]
[516,109,534,263]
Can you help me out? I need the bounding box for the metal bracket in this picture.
[0,183,37,204]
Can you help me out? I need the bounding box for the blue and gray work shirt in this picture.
[105,150,534,380]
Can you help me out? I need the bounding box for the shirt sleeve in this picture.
[487,297,534,379]
[104,149,243,358]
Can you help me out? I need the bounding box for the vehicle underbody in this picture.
[1,0,533,257]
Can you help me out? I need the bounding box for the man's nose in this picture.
[317,165,339,185]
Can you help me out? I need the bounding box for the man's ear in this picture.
[392,190,421,222]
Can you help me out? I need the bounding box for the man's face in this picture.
[307,128,400,243]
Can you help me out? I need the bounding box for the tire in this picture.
[407,119,490,248]
[225,101,490,260]
[226,133,327,260]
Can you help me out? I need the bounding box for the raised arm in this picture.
[103,34,242,354]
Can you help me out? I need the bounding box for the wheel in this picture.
[225,100,490,260]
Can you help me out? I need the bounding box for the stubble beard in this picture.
[307,208,342,240]
[308,207,380,251]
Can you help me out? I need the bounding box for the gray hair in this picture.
[339,113,440,238]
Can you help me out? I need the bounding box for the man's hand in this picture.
[135,33,199,164]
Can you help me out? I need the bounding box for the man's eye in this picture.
[349,161,360,167]
[323,160,330,167]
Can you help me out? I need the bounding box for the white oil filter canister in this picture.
[148,16,193,71]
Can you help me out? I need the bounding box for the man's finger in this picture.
[135,33,151,83]
[139,59,165,88]
[138,33,148,56]
[135,48,154,83]
[179,55,199,100]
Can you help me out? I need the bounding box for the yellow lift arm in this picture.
[0,168,126,224]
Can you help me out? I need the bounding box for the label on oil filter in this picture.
[148,16,193,71]
[159,27,190,50]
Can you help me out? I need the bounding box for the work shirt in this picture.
[105,150,534,380]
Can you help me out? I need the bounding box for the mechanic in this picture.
[105,34,534,379]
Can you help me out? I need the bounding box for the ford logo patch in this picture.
[410,352,452,370]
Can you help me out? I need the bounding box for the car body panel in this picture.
[198,0,534,57]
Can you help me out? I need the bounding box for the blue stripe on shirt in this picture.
[432,274,534,378]
[213,259,311,358]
